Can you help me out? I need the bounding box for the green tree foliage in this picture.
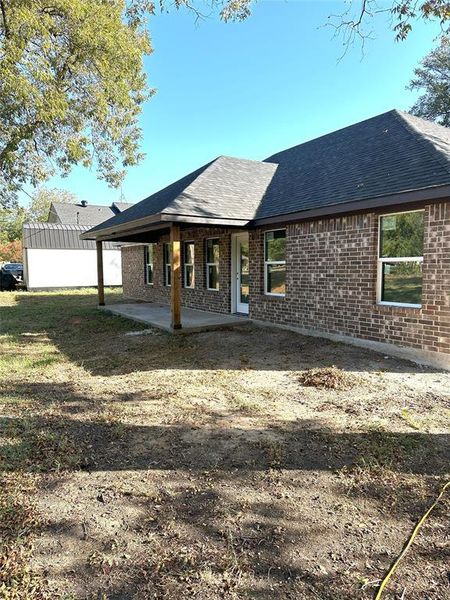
[380,212,424,258]
[0,187,78,251]
[27,187,78,222]
[0,205,27,243]
[389,1,450,40]
[0,0,153,206]
[409,37,450,126]
[0,1,254,208]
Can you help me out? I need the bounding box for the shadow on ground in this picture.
[2,291,442,376]
[6,409,445,600]
[1,291,449,599]
[1,409,448,477]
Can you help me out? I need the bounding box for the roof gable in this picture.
[112,202,135,213]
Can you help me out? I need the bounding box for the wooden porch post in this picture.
[96,240,105,306]
[170,223,182,329]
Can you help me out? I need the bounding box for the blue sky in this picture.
[32,1,440,207]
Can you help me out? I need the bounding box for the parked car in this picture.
[0,262,24,291]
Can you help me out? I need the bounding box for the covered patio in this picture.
[101,302,249,333]
[91,219,248,332]
[80,156,274,331]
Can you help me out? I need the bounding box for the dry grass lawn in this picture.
[0,289,449,600]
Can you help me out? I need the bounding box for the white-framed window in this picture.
[163,242,172,287]
[264,229,286,296]
[206,238,219,291]
[377,210,424,308]
[144,244,155,285]
[183,241,195,289]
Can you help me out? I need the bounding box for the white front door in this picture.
[232,233,249,315]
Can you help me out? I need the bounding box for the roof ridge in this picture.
[81,109,450,237]
[264,109,400,162]
[24,222,91,230]
[160,158,218,193]
[163,156,237,213]
[165,156,246,204]
[216,154,275,167]
[392,109,450,176]
[52,201,118,210]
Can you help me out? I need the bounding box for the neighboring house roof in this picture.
[49,203,116,226]
[48,201,135,226]
[83,109,450,239]
[23,223,119,250]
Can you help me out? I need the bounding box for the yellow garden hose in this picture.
[374,480,449,599]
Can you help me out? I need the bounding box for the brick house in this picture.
[83,110,450,369]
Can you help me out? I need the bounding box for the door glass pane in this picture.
[381,262,422,304]
[267,264,285,295]
[240,241,249,304]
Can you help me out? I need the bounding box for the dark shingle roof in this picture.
[50,201,135,226]
[23,223,119,250]
[87,163,214,234]
[87,157,276,234]
[163,157,276,219]
[50,203,116,226]
[112,202,135,213]
[258,109,450,218]
[84,109,450,237]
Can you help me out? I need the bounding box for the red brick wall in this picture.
[122,227,232,314]
[249,202,450,356]
[121,202,449,357]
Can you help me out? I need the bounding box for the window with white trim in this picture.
[163,242,172,287]
[378,210,424,307]
[144,244,154,285]
[264,229,286,296]
[184,241,195,289]
[206,238,219,290]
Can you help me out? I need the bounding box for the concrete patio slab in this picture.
[101,302,249,333]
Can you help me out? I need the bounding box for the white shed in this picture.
[23,223,122,290]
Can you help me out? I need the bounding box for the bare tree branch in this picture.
[0,0,9,38]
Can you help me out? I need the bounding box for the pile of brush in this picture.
[298,366,360,390]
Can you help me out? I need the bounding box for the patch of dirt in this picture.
[1,291,449,599]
